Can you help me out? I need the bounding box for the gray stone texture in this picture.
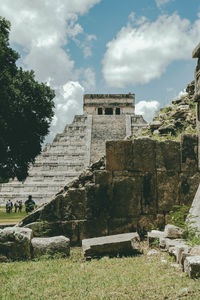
[164,224,184,239]
[31,236,70,257]
[82,232,141,258]
[0,227,33,260]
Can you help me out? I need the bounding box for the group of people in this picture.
[6,195,36,214]
[5,200,22,214]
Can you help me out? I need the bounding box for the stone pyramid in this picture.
[0,94,147,206]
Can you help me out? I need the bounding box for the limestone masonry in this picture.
[0,94,147,206]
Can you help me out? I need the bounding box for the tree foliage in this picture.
[0,17,55,181]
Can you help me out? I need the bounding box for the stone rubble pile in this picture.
[148,224,200,279]
[0,226,142,262]
[137,81,196,139]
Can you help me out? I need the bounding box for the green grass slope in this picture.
[0,247,199,300]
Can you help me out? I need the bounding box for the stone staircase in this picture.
[90,115,127,164]
[0,115,92,206]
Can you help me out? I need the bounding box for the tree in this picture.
[0,17,55,181]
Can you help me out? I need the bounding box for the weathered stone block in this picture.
[61,221,79,246]
[94,170,112,185]
[147,230,165,247]
[179,172,200,206]
[159,237,186,249]
[181,134,198,172]
[165,238,187,250]
[82,232,141,258]
[110,177,141,218]
[106,140,133,171]
[184,256,200,278]
[141,173,157,214]
[156,140,181,172]
[132,137,156,172]
[164,224,184,239]
[62,188,86,220]
[40,195,64,222]
[0,227,33,260]
[31,236,70,257]
[85,183,111,219]
[79,219,108,241]
[25,221,67,238]
[157,172,180,212]
[108,218,138,236]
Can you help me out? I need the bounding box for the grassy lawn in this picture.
[0,247,200,299]
[0,207,27,224]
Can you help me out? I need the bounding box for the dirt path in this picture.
[0,220,18,225]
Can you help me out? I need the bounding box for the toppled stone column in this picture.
[82,232,141,258]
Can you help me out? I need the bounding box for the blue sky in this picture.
[0,0,200,141]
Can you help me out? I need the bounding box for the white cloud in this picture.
[102,14,200,88]
[46,81,84,143]
[155,0,173,8]
[0,0,100,141]
[81,68,96,91]
[135,101,160,122]
[73,33,97,58]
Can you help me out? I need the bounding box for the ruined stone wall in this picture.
[20,134,200,245]
[106,135,199,221]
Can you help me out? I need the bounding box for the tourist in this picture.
[6,200,12,213]
[18,200,23,212]
[25,195,36,213]
[14,201,19,213]
[10,201,13,212]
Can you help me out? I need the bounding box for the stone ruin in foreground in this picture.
[0,93,147,206]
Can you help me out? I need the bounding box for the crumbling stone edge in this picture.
[148,224,200,279]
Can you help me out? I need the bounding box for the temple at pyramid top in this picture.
[83,94,135,115]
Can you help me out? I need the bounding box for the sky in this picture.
[0,0,200,142]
